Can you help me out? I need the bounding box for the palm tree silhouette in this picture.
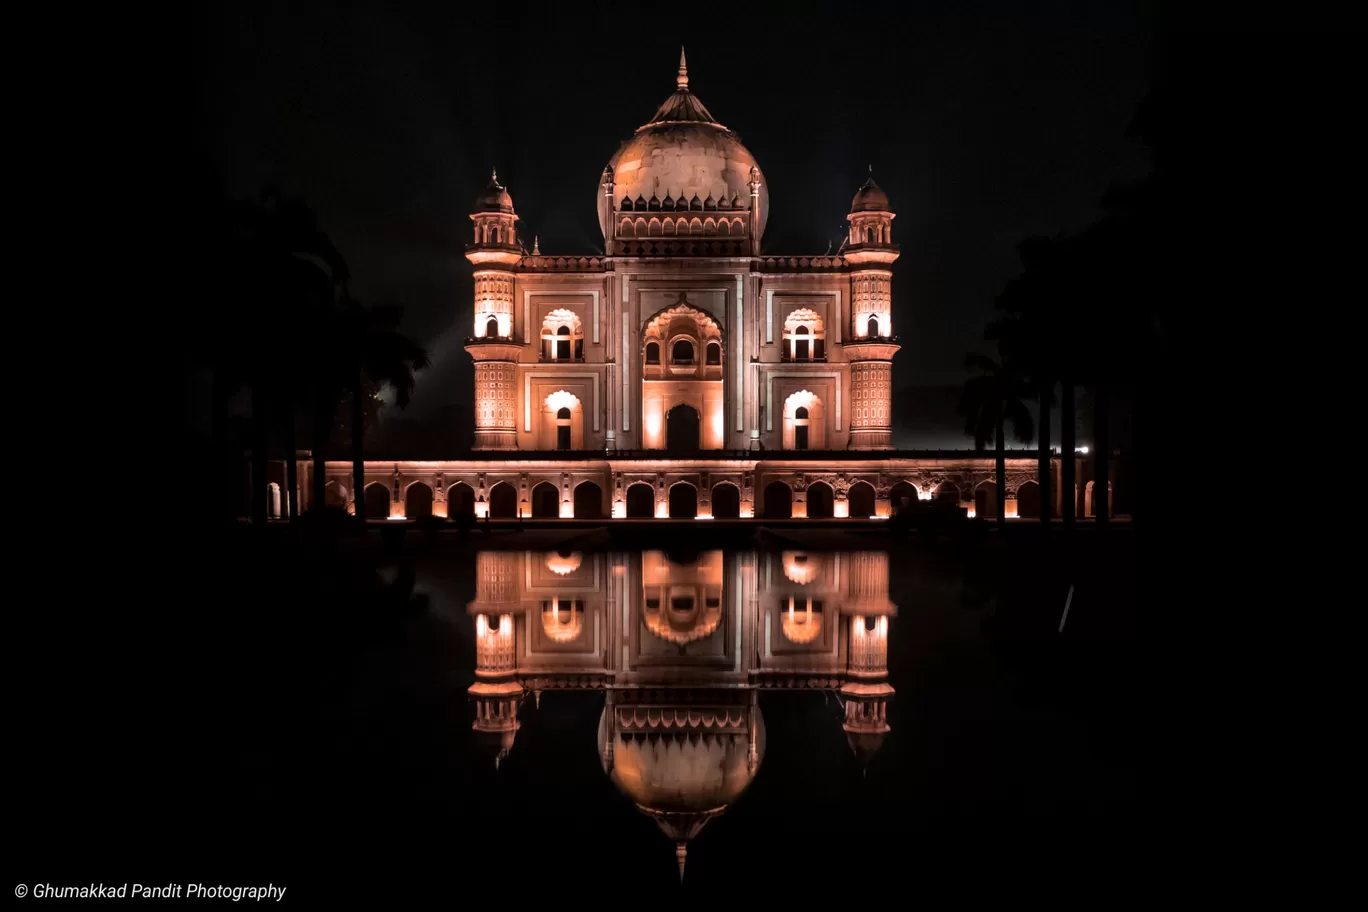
[335,295,430,524]
[215,188,349,527]
[211,188,428,528]
[990,235,1084,525]
[959,352,1034,527]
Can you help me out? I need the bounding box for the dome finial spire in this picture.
[677,46,688,90]
[490,167,500,185]
[676,841,688,881]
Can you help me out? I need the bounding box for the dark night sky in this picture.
[194,0,1152,441]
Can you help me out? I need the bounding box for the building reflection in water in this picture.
[468,550,896,879]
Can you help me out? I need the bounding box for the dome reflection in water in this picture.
[469,550,894,880]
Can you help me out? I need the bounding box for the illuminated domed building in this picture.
[464,549,896,879]
[292,49,1094,524]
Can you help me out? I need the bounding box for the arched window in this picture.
[645,341,660,365]
[705,341,721,365]
[486,316,499,338]
[867,315,880,339]
[556,406,571,450]
[671,339,694,364]
[864,226,873,243]
[540,309,583,362]
[783,309,826,361]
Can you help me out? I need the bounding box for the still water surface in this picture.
[377,545,1141,890]
[40,539,1137,897]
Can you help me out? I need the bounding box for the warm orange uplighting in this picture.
[643,600,722,644]
[782,551,822,585]
[781,598,822,643]
[545,552,583,575]
[544,389,579,414]
[541,598,583,643]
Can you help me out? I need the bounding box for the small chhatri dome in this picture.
[475,168,515,214]
[850,170,890,213]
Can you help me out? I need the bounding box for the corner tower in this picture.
[843,174,901,450]
[465,170,525,450]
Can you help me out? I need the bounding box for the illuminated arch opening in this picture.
[781,597,824,644]
[542,390,583,451]
[783,308,826,362]
[540,309,583,362]
[783,390,825,450]
[541,597,584,643]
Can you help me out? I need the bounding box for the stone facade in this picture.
[463,50,898,456]
[466,550,897,877]
[276,51,1115,522]
[308,454,1097,520]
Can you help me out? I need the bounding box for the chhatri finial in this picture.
[532,235,540,256]
[676,842,688,882]
[490,167,500,186]
[677,46,689,90]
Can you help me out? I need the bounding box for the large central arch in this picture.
[641,297,725,450]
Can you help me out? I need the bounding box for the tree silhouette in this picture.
[959,352,1034,527]
[990,235,1084,525]
[213,188,349,526]
[334,295,430,524]
[210,188,426,528]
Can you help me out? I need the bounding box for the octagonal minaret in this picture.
[843,173,901,450]
[465,169,525,450]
